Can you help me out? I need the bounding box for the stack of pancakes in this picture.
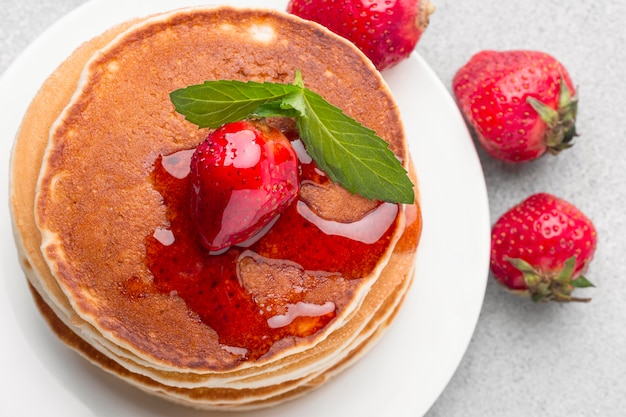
[9,6,422,410]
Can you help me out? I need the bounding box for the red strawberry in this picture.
[491,193,597,302]
[453,50,578,162]
[189,120,299,252]
[287,0,435,70]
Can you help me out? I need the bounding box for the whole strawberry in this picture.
[287,0,435,70]
[453,50,578,162]
[491,193,597,302]
[189,120,299,252]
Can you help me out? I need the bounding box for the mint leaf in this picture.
[253,91,306,119]
[296,88,414,204]
[170,80,298,128]
[253,102,302,119]
[170,74,415,204]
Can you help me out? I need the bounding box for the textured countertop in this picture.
[2,1,625,416]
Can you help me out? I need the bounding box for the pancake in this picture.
[10,5,422,410]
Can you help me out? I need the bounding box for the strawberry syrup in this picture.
[145,145,398,361]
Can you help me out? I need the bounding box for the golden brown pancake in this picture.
[10,5,422,409]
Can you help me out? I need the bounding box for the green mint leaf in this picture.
[253,102,302,119]
[170,80,298,128]
[292,70,305,88]
[253,91,307,119]
[279,90,307,117]
[296,87,414,204]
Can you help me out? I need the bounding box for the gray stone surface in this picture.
[2,0,625,416]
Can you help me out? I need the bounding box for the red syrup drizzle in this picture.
[145,139,398,361]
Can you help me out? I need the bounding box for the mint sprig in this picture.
[169,81,297,128]
[170,72,414,204]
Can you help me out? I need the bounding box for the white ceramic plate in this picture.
[0,1,490,416]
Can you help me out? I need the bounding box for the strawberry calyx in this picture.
[506,255,594,303]
[526,75,579,155]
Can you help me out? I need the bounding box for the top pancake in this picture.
[26,6,411,373]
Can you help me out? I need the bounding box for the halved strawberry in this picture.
[189,120,300,252]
